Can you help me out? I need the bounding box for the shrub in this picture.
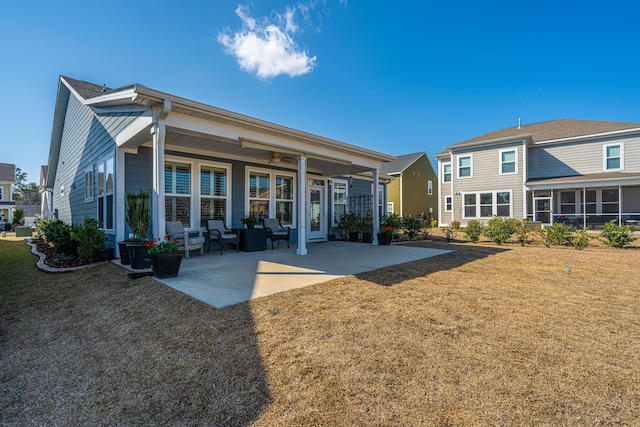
[482,216,515,245]
[444,227,456,242]
[539,223,573,247]
[572,228,591,250]
[402,215,423,239]
[451,220,461,230]
[512,219,530,246]
[431,219,438,228]
[43,219,78,255]
[12,208,25,229]
[380,213,401,231]
[599,221,637,248]
[71,217,106,262]
[462,220,483,243]
[34,219,53,239]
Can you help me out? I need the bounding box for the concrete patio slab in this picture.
[120,241,450,308]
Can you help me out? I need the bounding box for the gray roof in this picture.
[445,119,640,152]
[15,204,40,217]
[61,76,137,100]
[0,163,15,182]
[380,152,426,174]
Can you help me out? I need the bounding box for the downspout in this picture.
[296,155,307,255]
[583,187,586,228]
[618,185,622,225]
[373,169,380,245]
[151,99,171,239]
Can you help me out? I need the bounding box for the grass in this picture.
[1,234,639,425]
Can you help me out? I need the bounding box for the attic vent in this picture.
[518,117,522,129]
[102,84,107,93]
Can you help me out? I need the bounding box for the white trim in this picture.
[427,179,433,196]
[164,157,195,229]
[442,162,452,183]
[603,142,624,171]
[330,178,348,226]
[445,195,452,212]
[457,154,473,179]
[199,161,233,228]
[499,148,518,175]
[245,166,297,228]
[84,168,94,202]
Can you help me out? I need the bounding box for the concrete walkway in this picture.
[120,241,450,308]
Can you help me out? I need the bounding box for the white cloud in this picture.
[218,5,316,80]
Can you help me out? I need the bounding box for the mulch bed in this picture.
[31,238,89,269]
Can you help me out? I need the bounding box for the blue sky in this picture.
[2,0,639,184]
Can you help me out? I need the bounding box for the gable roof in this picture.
[442,119,640,153]
[15,204,40,217]
[0,163,15,182]
[380,152,426,174]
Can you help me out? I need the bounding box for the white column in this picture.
[115,148,126,250]
[151,100,170,239]
[297,155,307,255]
[372,169,380,245]
[619,185,622,225]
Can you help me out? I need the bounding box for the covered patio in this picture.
[118,241,450,308]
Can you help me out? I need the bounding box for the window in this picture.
[247,168,296,226]
[604,144,623,170]
[500,149,517,174]
[427,180,433,196]
[560,191,576,214]
[332,180,348,225]
[0,187,3,201]
[584,190,596,214]
[462,191,511,218]
[443,163,452,183]
[480,192,493,217]
[445,196,452,212]
[458,155,472,178]
[602,189,619,213]
[200,165,228,227]
[165,161,191,227]
[386,202,394,214]
[97,158,114,230]
[84,169,94,201]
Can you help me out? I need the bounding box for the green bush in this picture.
[512,219,530,246]
[431,219,438,228]
[71,217,106,262]
[12,208,25,230]
[402,215,423,239]
[572,228,591,250]
[482,216,515,245]
[451,220,461,230]
[539,223,573,247]
[444,227,456,242]
[34,220,53,239]
[462,220,483,243]
[43,219,78,255]
[599,221,637,248]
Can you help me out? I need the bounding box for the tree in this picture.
[12,167,40,204]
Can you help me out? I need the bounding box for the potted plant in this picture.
[341,212,360,242]
[146,236,182,278]
[119,190,151,265]
[377,224,393,245]
[241,215,257,229]
[360,213,373,243]
[378,213,400,245]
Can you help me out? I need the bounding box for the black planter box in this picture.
[361,232,373,243]
[97,248,114,261]
[239,228,267,252]
[150,252,182,278]
[377,233,392,245]
[128,243,151,269]
[348,232,359,242]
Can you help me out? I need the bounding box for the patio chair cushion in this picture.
[165,221,204,258]
[261,218,291,249]
[206,220,239,254]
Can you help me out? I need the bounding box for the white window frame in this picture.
[97,156,114,231]
[386,202,394,214]
[245,166,296,227]
[0,186,3,201]
[442,162,452,183]
[84,169,94,202]
[499,148,518,175]
[603,143,624,171]
[199,161,232,228]
[445,195,452,212]
[165,158,194,228]
[457,155,473,179]
[461,190,512,218]
[331,179,348,226]
[427,180,433,196]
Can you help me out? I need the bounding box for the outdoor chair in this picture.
[206,220,239,255]
[261,218,291,249]
[165,221,205,259]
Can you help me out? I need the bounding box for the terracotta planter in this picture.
[150,252,182,278]
[128,243,151,269]
[377,233,392,245]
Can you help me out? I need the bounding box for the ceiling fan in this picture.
[269,151,293,164]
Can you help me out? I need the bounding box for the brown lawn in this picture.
[1,232,639,425]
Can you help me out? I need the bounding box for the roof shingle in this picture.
[0,163,15,182]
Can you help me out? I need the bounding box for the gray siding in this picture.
[52,94,143,225]
[528,133,640,179]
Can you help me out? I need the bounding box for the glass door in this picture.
[308,185,325,240]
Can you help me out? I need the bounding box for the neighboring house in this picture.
[39,165,52,220]
[436,119,640,228]
[0,163,16,226]
[45,76,394,255]
[380,152,438,220]
[15,204,40,226]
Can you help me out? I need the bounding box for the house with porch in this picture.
[436,119,640,228]
[380,152,438,220]
[0,163,16,227]
[45,76,394,255]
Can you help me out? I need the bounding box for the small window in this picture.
[84,169,94,201]
[500,149,517,174]
[445,196,452,212]
[480,192,492,217]
[427,180,433,196]
[0,187,3,200]
[464,193,476,218]
[386,202,394,214]
[604,144,623,170]
[443,163,452,183]
[333,181,348,225]
[458,156,472,178]
[496,192,511,217]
